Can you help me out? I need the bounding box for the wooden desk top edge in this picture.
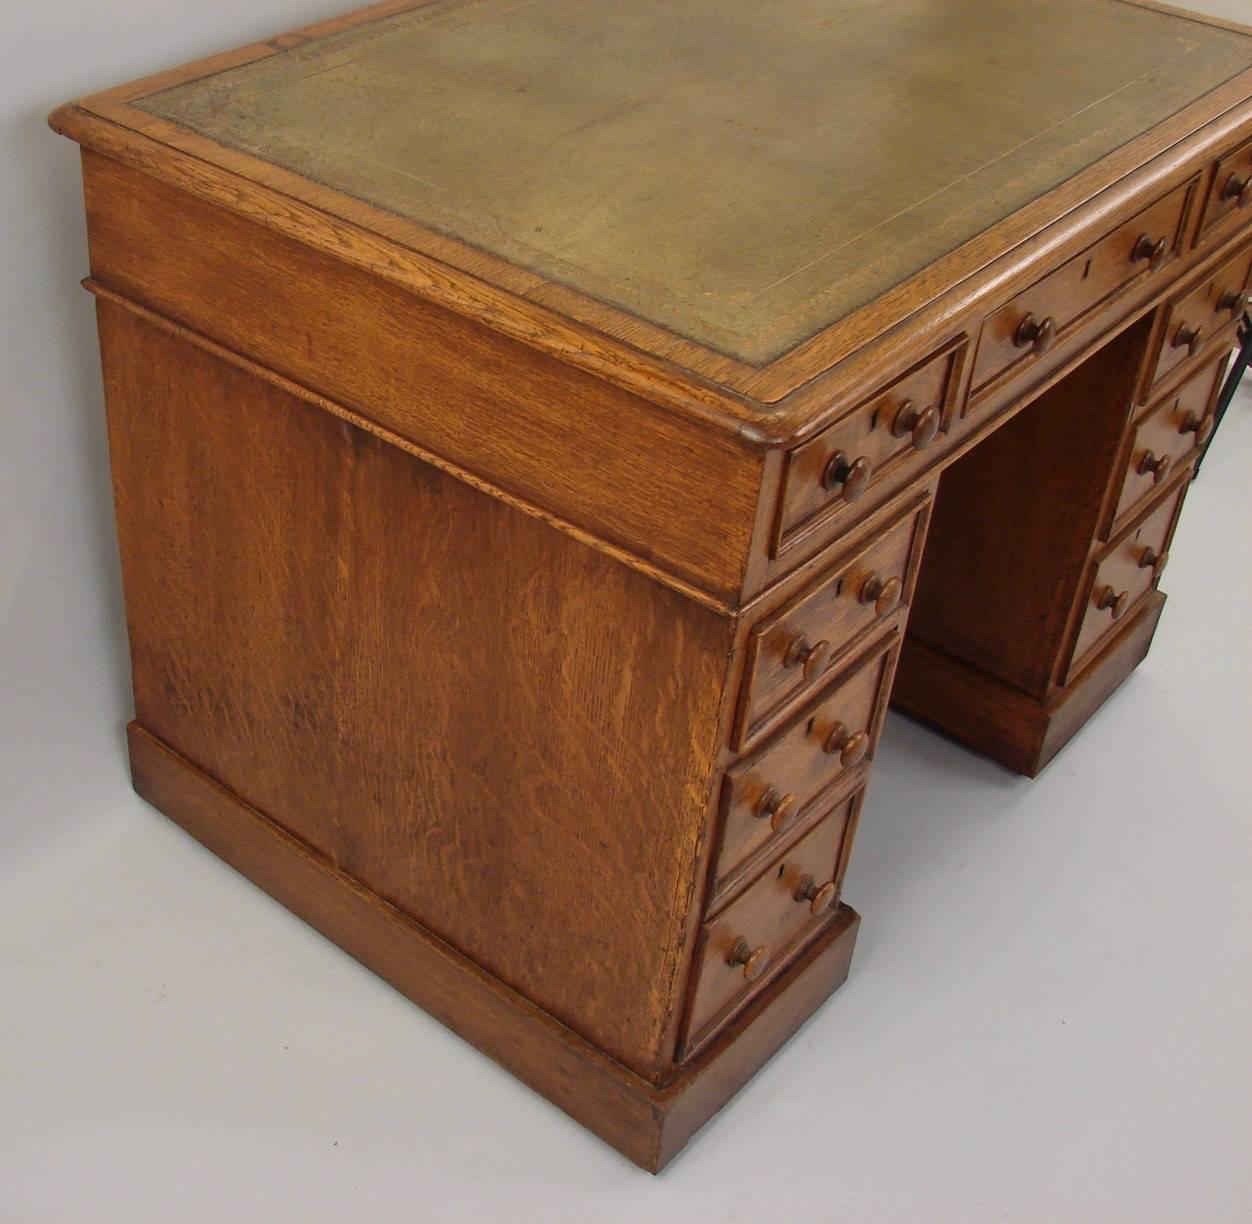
[50,0,1252,444]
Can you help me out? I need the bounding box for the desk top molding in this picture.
[50,0,1252,430]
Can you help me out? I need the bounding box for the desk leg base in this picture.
[892,591,1166,776]
[125,721,860,1173]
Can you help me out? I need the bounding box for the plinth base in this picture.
[126,722,861,1173]
[892,592,1166,776]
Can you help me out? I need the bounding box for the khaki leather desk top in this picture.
[133,0,1252,365]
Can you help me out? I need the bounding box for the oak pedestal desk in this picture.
[51,0,1252,1172]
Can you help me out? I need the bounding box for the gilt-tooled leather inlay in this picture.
[137,0,1252,365]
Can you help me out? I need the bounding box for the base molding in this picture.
[891,591,1166,776]
[126,722,860,1172]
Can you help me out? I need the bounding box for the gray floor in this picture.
[3,377,1249,1222]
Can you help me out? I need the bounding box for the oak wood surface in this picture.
[127,718,861,1173]
[83,151,763,605]
[906,318,1154,700]
[738,504,926,745]
[893,592,1168,776]
[46,0,1252,1172]
[715,636,896,901]
[1105,351,1227,534]
[1066,476,1189,682]
[98,299,737,1078]
[682,792,857,1056]
[1143,238,1252,390]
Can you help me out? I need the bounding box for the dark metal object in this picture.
[1195,311,1251,475]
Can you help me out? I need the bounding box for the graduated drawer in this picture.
[774,341,961,554]
[736,503,926,748]
[1199,134,1252,241]
[1103,353,1228,539]
[1142,242,1251,395]
[971,180,1193,396]
[680,790,858,1058]
[714,635,896,899]
[1065,478,1188,684]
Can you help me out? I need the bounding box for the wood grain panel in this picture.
[98,301,735,1077]
[127,719,863,1172]
[83,150,763,603]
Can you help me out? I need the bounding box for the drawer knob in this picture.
[822,721,870,767]
[794,875,838,917]
[1131,233,1168,271]
[859,573,903,617]
[1139,546,1169,576]
[727,938,770,982]
[1180,411,1214,443]
[1220,172,1252,208]
[1096,585,1130,620]
[1136,450,1172,484]
[784,634,832,681]
[1172,323,1205,357]
[891,399,940,450]
[1217,289,1249,318]
[756,787,800,834]
[1013,313,1056,355]
[821,451,872,501]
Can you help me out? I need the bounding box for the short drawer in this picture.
[971,180,1193,395]
[1199,135,1252,241]
[737,502,927,748]
[1103,353,1228,538]
[715,635,896,898]
[775,341,961,554]
[1065,478,1188,683]
[1143,242,1251,394]
[681,790,858,1057]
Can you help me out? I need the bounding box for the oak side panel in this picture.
[98,301,736,1077]
[127,721,863,1172]
[126,722,667,1170]
[82,149,763,603]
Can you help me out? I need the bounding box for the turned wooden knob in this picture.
[1221,171,1252,208]
[727,937,770,981]
[1131,233,1168,271]
[859,573,902,617]
[1172,323,1205,357]
[1217,288,1249,317]
[1180,411,1214,443]
[1096,585,1130,619]
[784,634,832,681]
[1013,313,1056,355]
[1136,450,1172,484]
[1139,546,1168,575]
[822,721,870,767]
[756,787,800,834]
[821,451,872,501]
[891,399,939,450]
[794,874,838,916]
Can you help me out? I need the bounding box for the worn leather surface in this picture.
[138,0,1252,364]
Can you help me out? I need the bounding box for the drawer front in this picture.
[738,503,926,748]
[716,636,895,897]
[682,792,858,1055]
[776,342,961,553]
[1066,479,1188,683]
[1107,354,1227,535]
[1146,243,1252,393]
[1200,135,1252,240]
[972,181,1193,395]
